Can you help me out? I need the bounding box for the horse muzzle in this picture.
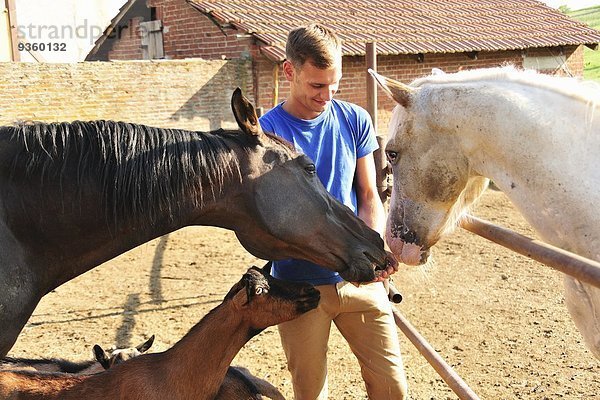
[386,233,429,266]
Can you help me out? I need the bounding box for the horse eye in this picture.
[386,151,399,163]
[305,164,316,174]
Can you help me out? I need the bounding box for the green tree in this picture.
[558,5,571,13]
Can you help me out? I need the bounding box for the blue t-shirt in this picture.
[259,99,378,285]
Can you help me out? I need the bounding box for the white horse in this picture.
[370,66,600,359]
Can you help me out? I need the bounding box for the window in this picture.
[140,19,164,59]
[523,54,567,72]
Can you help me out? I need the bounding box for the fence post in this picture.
[365,42,389,204]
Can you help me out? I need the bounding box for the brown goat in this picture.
[3,339,283,398]
[0,336,154,376]
[92,335,155,371]
[0,266,319,399]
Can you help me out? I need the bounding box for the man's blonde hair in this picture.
[285,23,342,69]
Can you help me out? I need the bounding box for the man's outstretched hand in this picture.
[372,250,399,282]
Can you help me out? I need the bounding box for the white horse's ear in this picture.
[368,69,415,108]
[431,68,445,75]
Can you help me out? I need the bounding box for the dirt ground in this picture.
[8,190,600,399]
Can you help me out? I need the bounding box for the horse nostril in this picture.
[400,228,416,244]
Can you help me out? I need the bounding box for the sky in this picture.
[15,0,126,62]
[540,0,600,10]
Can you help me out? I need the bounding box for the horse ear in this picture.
[137,334,155,353]
[93,345,111,370]
[231,87,263,137]
[368,69,415,108]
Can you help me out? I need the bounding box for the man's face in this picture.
[286,57,342,119]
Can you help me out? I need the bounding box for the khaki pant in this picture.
[278,281,408,400]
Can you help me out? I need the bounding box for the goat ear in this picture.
[224,279,244,301]
[137,335,155,353]
[244,274,255,304]
[261,261,273,275]
[368,68,415,108]
[93,345,111,370]
[231,87,263,137]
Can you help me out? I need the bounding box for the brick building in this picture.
[86,0,600,134]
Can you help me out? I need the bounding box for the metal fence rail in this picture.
[460,215,600,289]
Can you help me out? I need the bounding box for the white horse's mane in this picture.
[412,65,600,106]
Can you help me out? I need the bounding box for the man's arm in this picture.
[355,153,397,280]
[355,153,386,235]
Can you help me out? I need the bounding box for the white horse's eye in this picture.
[386,151,399,163]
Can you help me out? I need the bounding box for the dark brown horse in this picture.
[0,89,392,358]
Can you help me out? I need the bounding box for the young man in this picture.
[259,24,408,400]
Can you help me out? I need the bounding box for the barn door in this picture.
[140,20,164,59]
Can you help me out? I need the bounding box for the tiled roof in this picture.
[187,0,600,61]
[87,0,138,60]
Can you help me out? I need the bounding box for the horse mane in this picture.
[412,65,600,107]
[4,120,252,227]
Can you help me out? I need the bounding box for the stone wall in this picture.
[0,58,253,131]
